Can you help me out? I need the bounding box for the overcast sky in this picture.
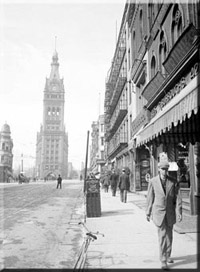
[0,0,125,171]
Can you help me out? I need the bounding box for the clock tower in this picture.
[36,51,68,180]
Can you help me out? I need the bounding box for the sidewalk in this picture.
[84,189,198,269]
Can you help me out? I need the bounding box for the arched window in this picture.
[159,31,167,74]
[139,9,143,41]
[171,21,176,46]
[151,56,156,78]
[132,30,136,62]
[148,3,155,30]
[177,16,183,37]
[2,143,5,150]
[56,108,60,116]
[171,4,183,46]
[52,107,55,115]
[47,107,51,116]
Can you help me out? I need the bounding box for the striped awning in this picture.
[136,77,199,146]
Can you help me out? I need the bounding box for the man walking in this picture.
[110,169,119,196]
[118,168,130,203]
[102,172,110,193]
[57,174,62,189]
[146,152,182,270]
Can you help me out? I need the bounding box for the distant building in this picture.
[90,114,106,174]
[68,162,73,179]
[0,123,13,182]
[35,51,68,179]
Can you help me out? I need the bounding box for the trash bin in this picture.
[86,178,101,217]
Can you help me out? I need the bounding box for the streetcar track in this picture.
[1,197,50,223]
[0,183,58,224]
[1,180,84,269]
[1,182,82,225]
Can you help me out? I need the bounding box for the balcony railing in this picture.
[107,131,128,158]
[109,99,128,137]
[110,76,127,112]
[109,46,126,87]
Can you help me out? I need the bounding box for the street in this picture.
[0,181,198,270]
[0,179,84,269]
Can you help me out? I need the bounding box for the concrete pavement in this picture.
[84,189,198,269]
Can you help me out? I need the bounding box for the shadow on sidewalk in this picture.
[101,209,134,217]
[169,254,198,268]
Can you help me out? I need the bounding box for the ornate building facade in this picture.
[104,1,200,217]
[36,51,68,179]
[0,123,13,182]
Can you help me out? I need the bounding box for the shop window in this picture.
[177,143,190,188]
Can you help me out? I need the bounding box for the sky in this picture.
[0,0,126,171]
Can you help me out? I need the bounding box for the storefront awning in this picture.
[136,77,199,146]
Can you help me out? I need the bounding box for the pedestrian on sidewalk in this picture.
[56,174,62,189]
[102,172,110,193]
[118,168,130,203]
[109,168,119,196]
[146,152,182,270]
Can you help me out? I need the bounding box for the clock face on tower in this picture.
[52,86,57,91]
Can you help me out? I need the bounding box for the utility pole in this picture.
[84,131,90,193]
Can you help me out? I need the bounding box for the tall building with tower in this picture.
[0,123,13,182]
[35,50,68,180]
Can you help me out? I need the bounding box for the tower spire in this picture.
[55,36,57,52]
[50,37,59,80]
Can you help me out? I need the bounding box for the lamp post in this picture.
[84,131,90,193]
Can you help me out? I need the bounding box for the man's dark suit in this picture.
[118,172,130,202]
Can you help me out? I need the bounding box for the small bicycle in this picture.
[73,221,104,270]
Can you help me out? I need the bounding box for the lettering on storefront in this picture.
[152,62,199,118]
